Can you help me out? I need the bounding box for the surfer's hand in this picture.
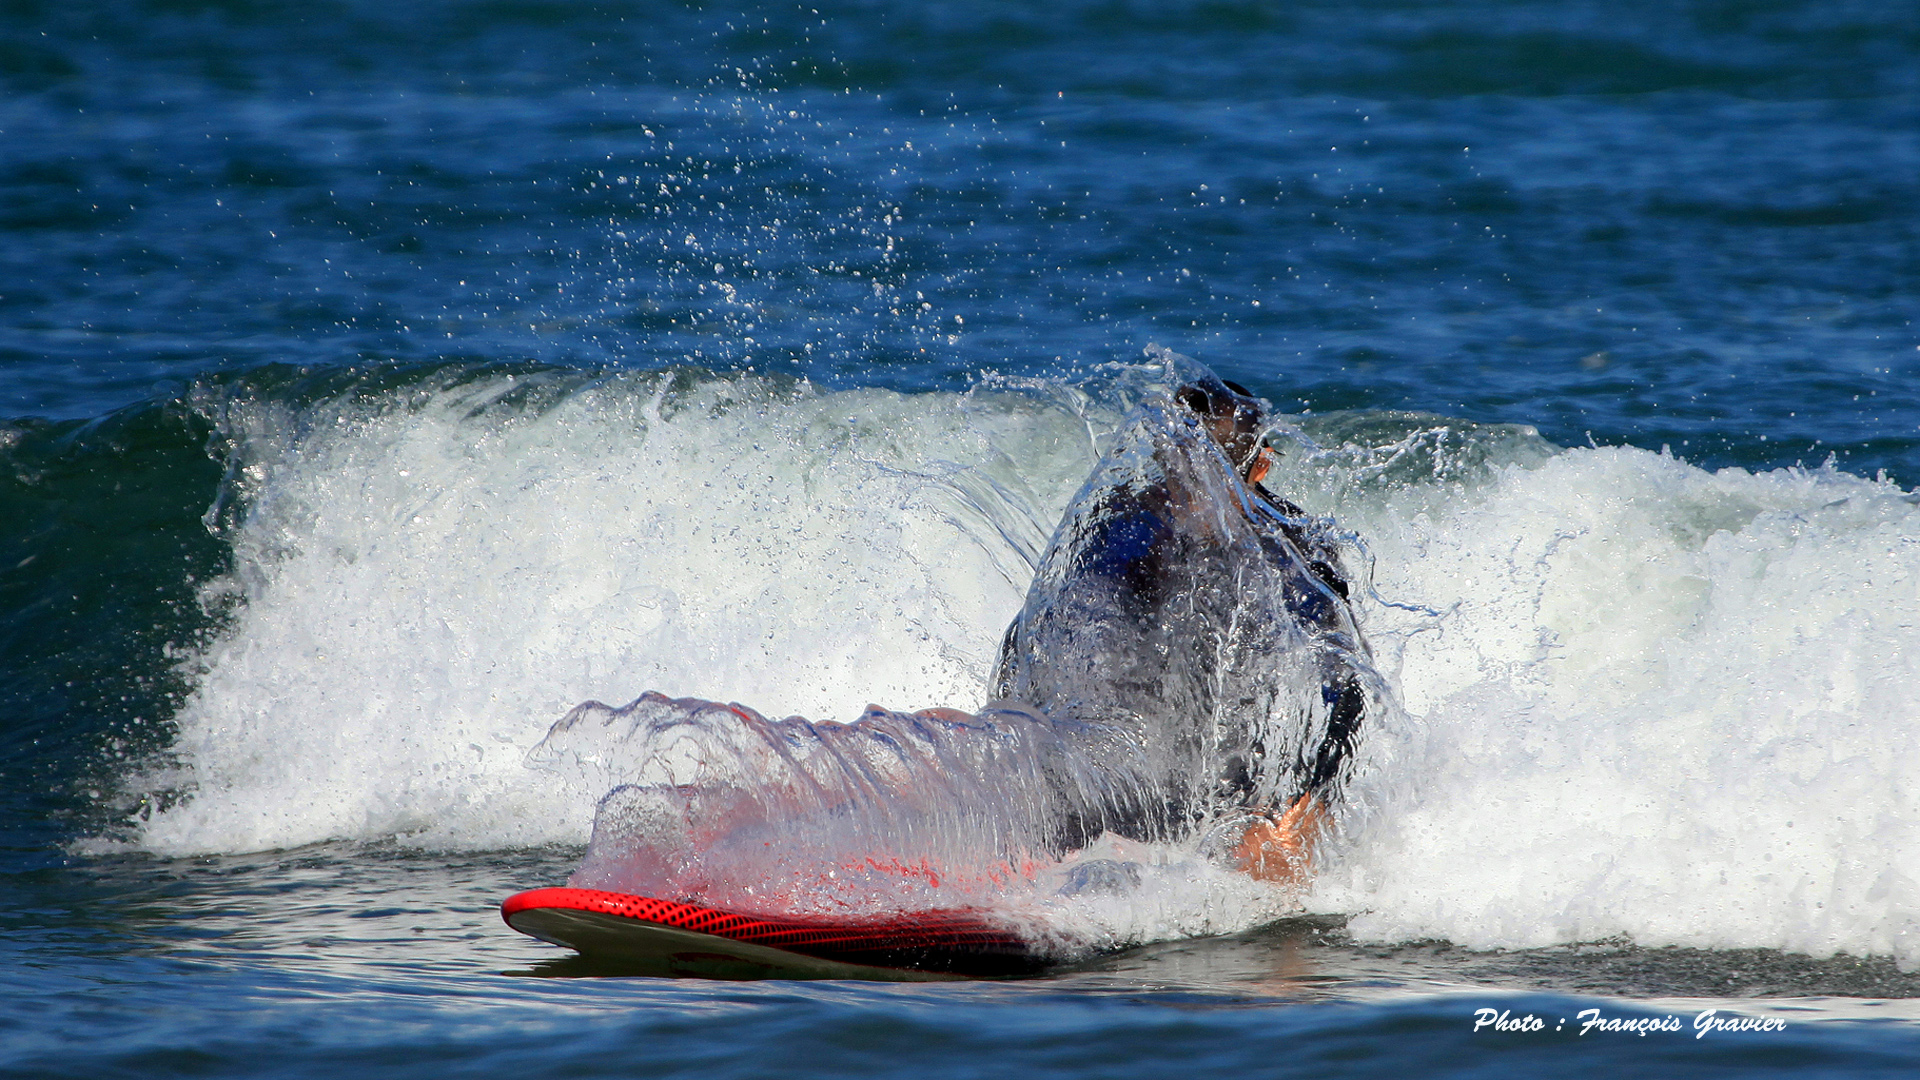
[1233,794,1324,886]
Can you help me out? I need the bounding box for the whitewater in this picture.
[118,363,1920,968]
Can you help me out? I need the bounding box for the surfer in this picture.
[504,361,1394,984]
[508,372,1379,969]
[989,372,1371,885]
[535,360,1382,907]
[1177,376,1368,884]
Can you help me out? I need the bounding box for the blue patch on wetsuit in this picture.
[1083,508,1165,580]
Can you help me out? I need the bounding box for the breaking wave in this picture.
[110,359,1920,965]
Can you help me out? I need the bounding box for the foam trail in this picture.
[539,694,1304,947]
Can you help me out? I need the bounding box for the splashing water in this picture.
[536,694,1098,915]
[990,358,1390,842]
[536,356,1392,947]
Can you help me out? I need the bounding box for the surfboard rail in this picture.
[502,887,1051,980]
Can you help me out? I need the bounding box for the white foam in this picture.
[1302,445,1920,968]
[130,372,1100,854]
[1018,835,1304,954]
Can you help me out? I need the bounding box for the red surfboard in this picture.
[501,887,1053,980]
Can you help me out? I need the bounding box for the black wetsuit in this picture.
[1249,483,1366,802]
[989,446,1368,847]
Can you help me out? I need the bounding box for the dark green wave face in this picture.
[0,401,227,857]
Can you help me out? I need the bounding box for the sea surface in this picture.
[5,1,1920,1076]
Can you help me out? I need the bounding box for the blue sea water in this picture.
[5,0,1920,1075]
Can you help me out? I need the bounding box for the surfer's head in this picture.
[1175,377,1273,483]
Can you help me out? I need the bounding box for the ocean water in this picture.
[5,0,1920,1075]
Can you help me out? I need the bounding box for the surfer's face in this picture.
[1177,381,1272,483]
[1245,444,1274,484]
